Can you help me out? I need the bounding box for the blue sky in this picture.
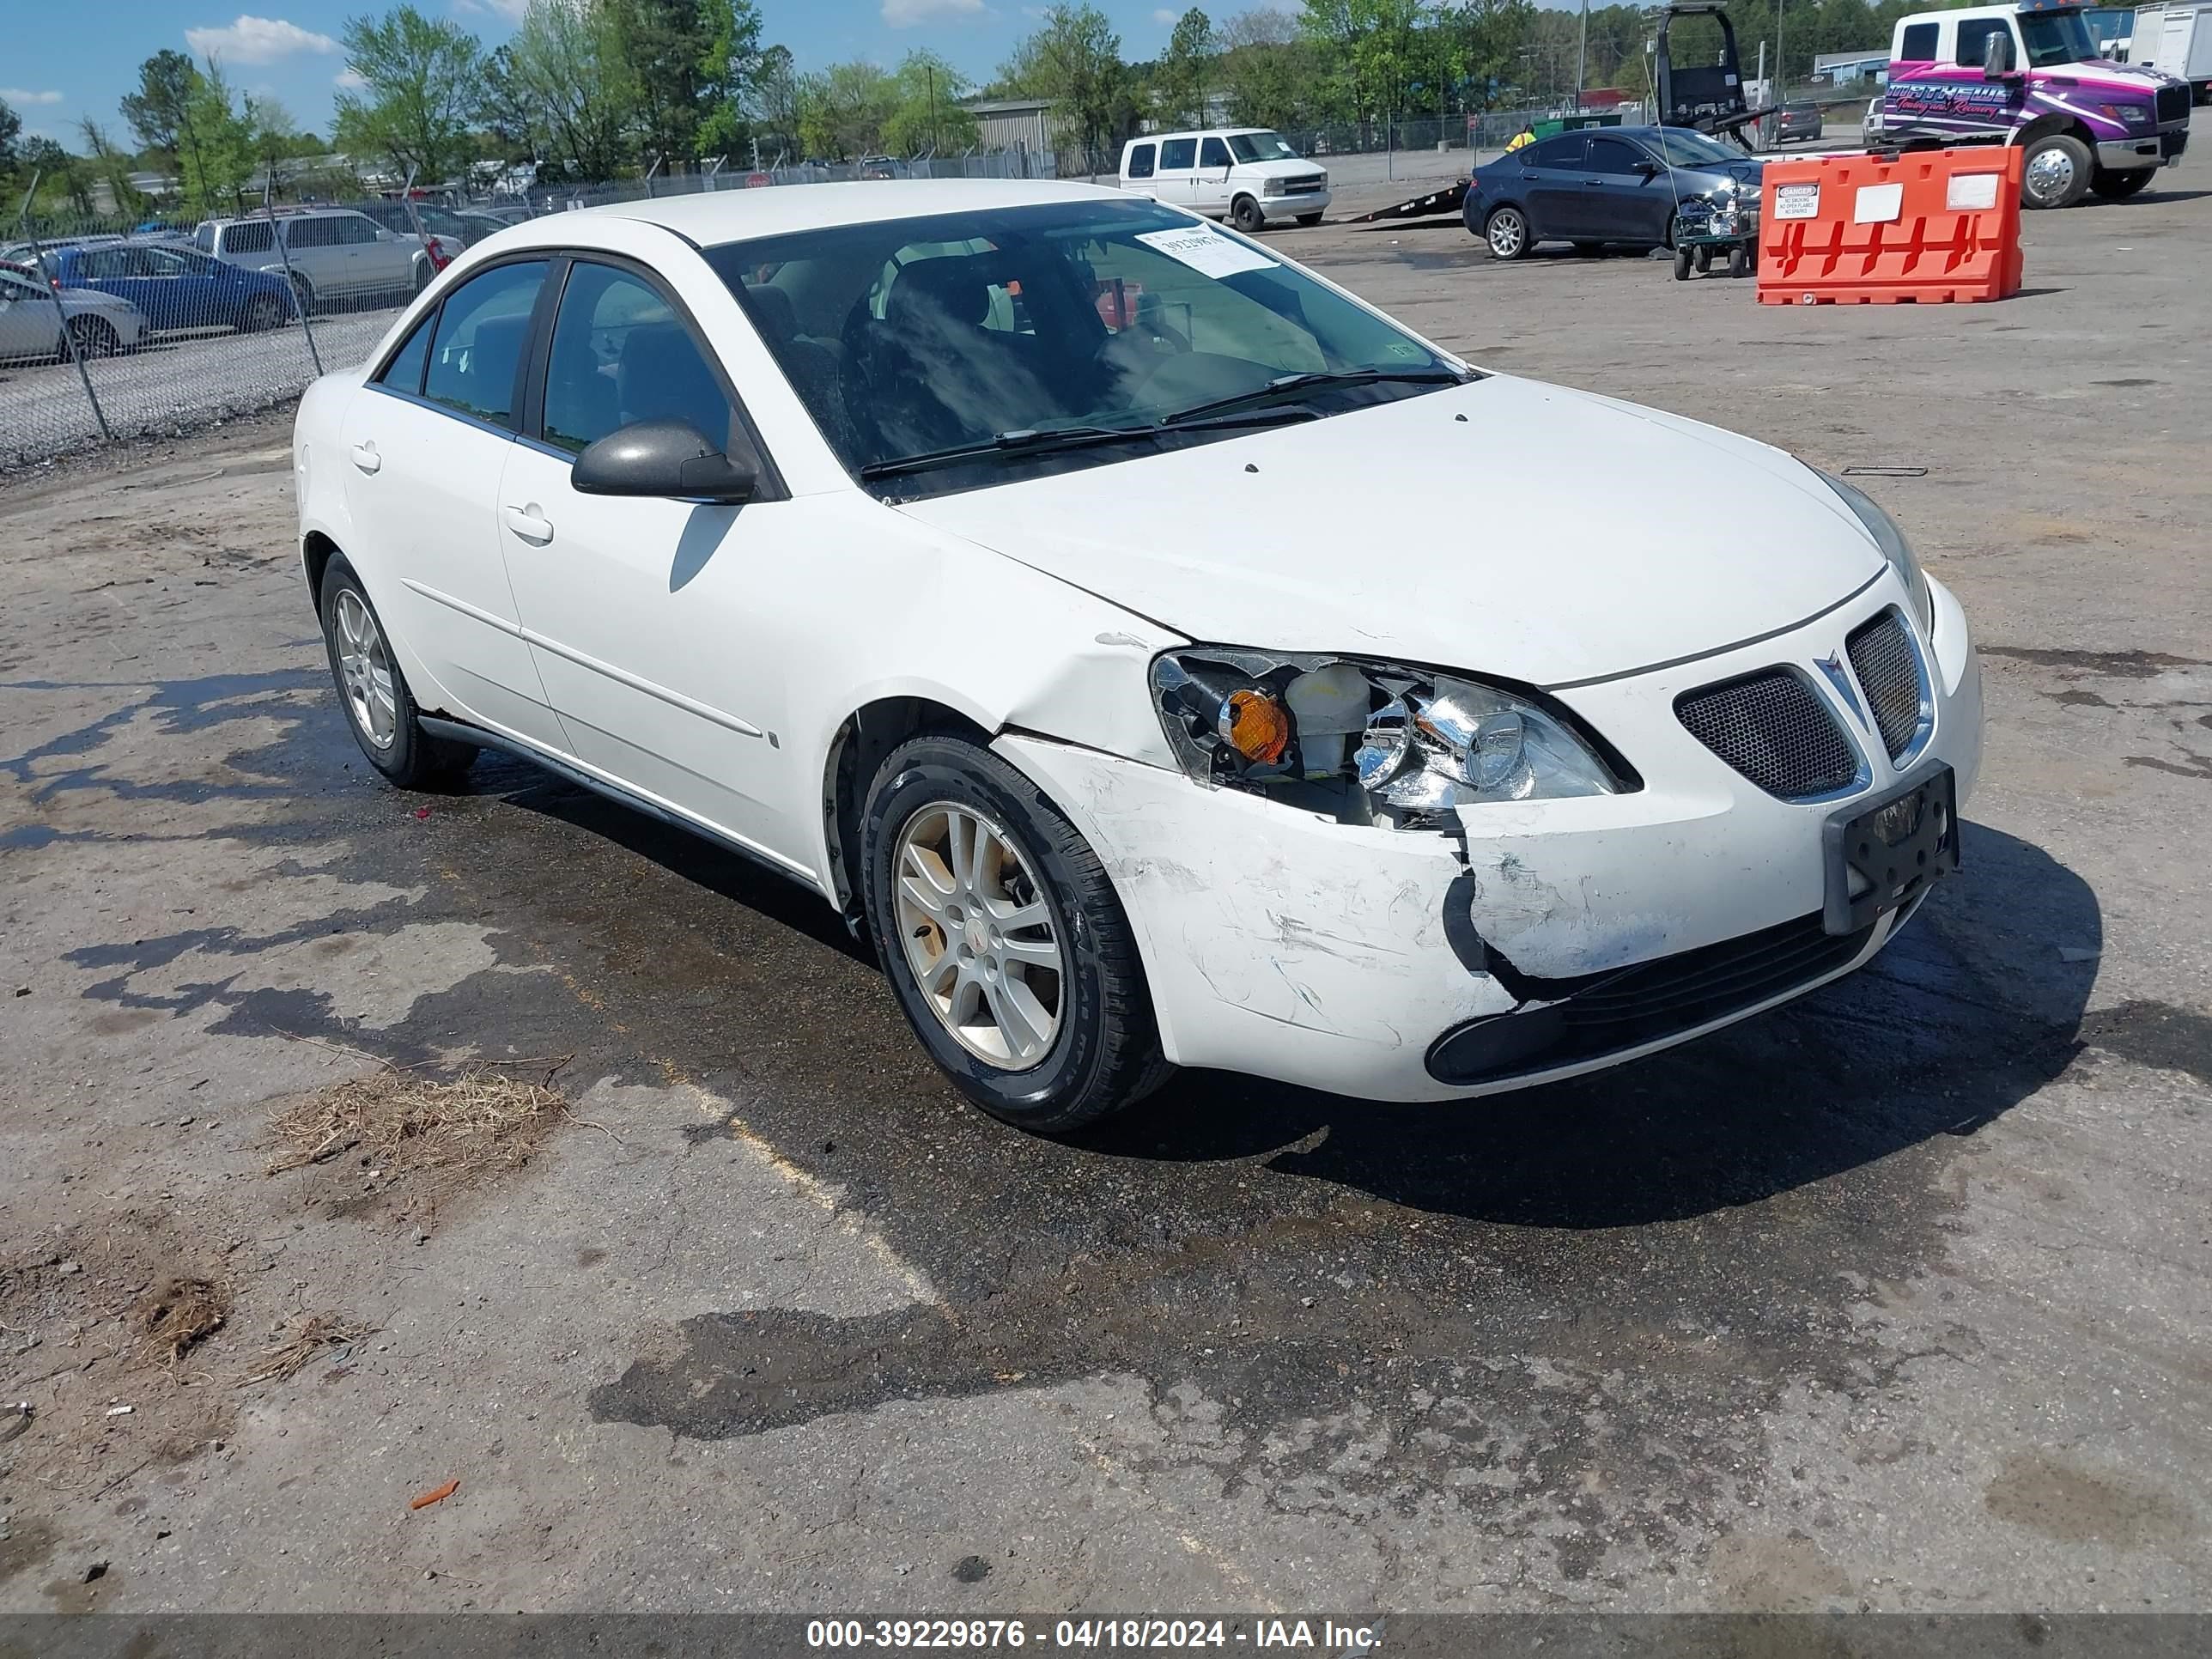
[6,2,1243,149]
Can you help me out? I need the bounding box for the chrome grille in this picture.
[1846,609,1923,760]
[1676,669,1858,799]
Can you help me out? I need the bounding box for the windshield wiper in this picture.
[1158,368,1468,427]
[858,408,1319,483]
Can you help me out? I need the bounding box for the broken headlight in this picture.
[1151,648,1622,829]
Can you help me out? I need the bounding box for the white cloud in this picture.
[183,15,340,64]
[1,88,65,106]
[335,68,368,90]
[465,0,533,21]
[882,0,983,26]
[1153,8,1177,21]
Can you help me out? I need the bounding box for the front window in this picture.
[703,198,1465,499]
[2021,9,2099,65]
[1227,131,1300,163]
[1649,128,1744,167]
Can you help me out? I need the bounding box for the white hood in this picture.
[896,376,1886,687]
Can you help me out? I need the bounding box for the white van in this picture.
[1118,129,1331,231]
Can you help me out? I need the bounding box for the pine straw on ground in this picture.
[137,1275,230,1367]
[265,1064,568,1182]
[237,1311,377,1387]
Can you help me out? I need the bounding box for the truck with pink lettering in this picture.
[1882,0,2191,206]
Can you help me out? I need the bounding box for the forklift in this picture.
[1649,0,1770,278]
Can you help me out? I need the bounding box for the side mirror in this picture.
[1636,160,1662,179]
[573,420,756,504]
[1983,31,2018,77]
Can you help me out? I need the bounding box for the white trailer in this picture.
[2135,3,2212,100]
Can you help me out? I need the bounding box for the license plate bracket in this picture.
[1823,766,1959,936]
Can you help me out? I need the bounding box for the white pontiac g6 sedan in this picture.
[293,180,1984,1131]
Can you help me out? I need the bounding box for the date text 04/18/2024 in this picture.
[805,1620,1382,1650]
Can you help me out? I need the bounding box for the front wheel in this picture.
[1229,195,1266,234]
[64,316,120,359]
[288,271,316,317]
[2022,133,2094,209]
[1485,204,1530,260]
[240,292,288,333]
[319,555,477,790]
[2088,167,2154,200]
[1727,243,1753,277]
[1673,247,1693,280]
[862,736,1170,1133]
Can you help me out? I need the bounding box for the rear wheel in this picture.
[862,735,1170,1133]
[1229,194,1266,234]
[240,292,287,332]
[2088,167,2154,200]
[64,316,119,359]
[318,555,477,790]
[2022,133,2094,209]
[1485,204,1530,260]
[1727,243,1753,277]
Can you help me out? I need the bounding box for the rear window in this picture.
[1522,134,1585,169]
[1899,21,1939,59]
[224,221,274,255]
[1160,137,1197,170]
[1127,143,1156,179]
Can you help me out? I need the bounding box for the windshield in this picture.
[2021,10,2100,64]
[1227,131,1301,164]
[703,198,1460,496]
[1649,128,1746,167]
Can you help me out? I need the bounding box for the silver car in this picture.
[0,267,149,362]
[192,208,441,315]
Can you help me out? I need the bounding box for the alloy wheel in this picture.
[891,802,1065,1068]
[333,588,398,750]
[1488,210,1525,258]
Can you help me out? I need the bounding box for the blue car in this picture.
[1465,125,1764,262]
[46,239,297,333]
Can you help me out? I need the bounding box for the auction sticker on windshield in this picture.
[1135,225,1277,278]
[1774,183,1820,220]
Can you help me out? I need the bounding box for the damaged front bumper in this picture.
[995,574,1982,1103]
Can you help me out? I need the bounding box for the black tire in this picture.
[2088,167,2154,200]
[414,261,434,294]
[239,292,287,333]
[862,735,1171,1133]
[1727,243,1753,277]
[2022,133,2094,209]
[288,271,316,316]
[1229,194,1265,234]
[1485,204,1530,260]
[1693,246,1713,275]
[64,316,120,359]
[1673,247,1693,280]
[318,555,477,790]
[1295,211,1323,227]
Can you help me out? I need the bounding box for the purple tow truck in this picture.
[1882,0,2192,206]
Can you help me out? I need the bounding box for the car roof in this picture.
[1127,128,1273,145]
[571,179,1143,245]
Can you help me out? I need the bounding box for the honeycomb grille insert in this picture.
[1676,668,1858,799]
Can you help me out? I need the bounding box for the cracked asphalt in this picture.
[1,184,2209,1618]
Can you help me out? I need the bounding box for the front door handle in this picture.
[503,504,554,544]
[350,441,380,474]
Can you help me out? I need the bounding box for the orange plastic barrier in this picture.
[1757,147,2023,306]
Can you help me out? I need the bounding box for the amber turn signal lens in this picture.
[1220,689,1291,764]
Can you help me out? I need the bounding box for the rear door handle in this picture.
[503,504,554,544]
[350,442,380,474]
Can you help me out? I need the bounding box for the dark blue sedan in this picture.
[47,240,297,333]
[1465,125,1765,261]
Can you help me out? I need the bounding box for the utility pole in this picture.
[1576,0,1590,112]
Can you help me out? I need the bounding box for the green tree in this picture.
[118,51,204,179]
[611,0,763,163]
[997,3,1137,160]
[0,98,21,178]
[79,119,151,219]
[504,0,639,180]
[1158,9,1218,126]
[743,43,802,160]
[794,62,896,160]
[882,51,977,155]
[334,5,484,183]
[1299,0,1424,124]
[179,60,255,211]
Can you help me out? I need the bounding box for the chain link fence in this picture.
[1,149,1062,475]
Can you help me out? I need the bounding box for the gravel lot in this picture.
[1,180,2209,1622]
